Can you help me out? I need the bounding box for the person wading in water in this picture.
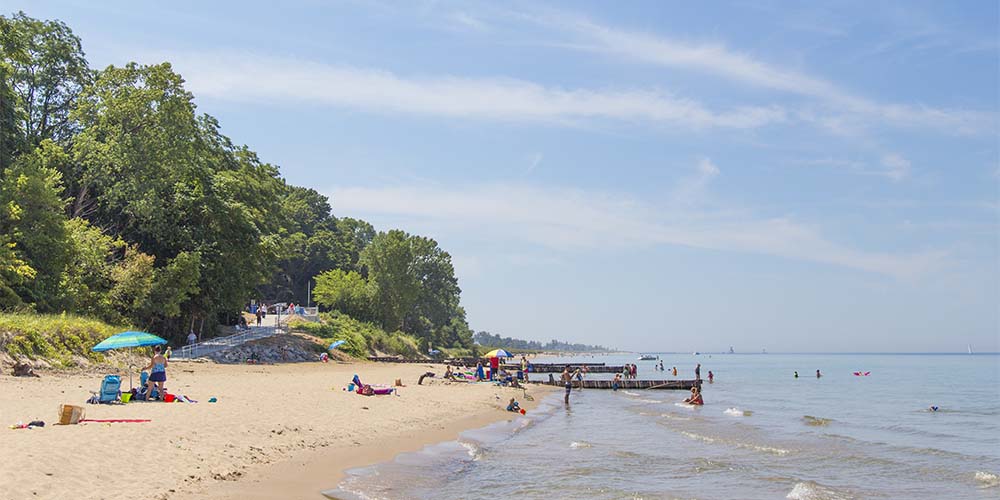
[561,366,581,404]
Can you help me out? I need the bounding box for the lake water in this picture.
[326,353,1000,499]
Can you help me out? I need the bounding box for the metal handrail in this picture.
[173,325,280,359]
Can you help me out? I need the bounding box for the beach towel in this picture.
[79,419,151,423]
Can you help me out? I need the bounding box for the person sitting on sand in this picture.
[507,398,521,412]
[444,365,457,381]
[683,386,704,406]
[143,346,168,401]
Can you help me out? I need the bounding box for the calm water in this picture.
[327,354,1000,499]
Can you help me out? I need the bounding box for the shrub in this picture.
[0,313,128,366]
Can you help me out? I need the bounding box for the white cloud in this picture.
[526,12,993,134]
[328,181,945,279]
[450,12,489,32]
[880,153,911,181]
[526,152,543,174]
[159,51,785,129]
[671,157,721,205]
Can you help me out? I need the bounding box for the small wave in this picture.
[802,415,833,426]
[673,402,698,410]
[459,440,484,461]
[679,430,790,456]
[621,391,641,397]
[637,398,663,404]
[725,407,753,417]
[680,430,717,444]
[786,481,854,500]
[570,441,592,449]
[660,412,691,421]
[975,471,1000,488]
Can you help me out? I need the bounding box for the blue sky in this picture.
[7,0,998,352]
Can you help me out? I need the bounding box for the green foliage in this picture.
[0,312,125,365]
[3,11,90,149]
[287,313,425,359]
[313,269,373,321]
[0,140,71,309]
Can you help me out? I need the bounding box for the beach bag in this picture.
[58,404,85,425]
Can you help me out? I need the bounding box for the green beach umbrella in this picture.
[92,331,168,352]
[92,331,168,391]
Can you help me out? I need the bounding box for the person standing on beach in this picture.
[255,307,262,326]
[695,363,701,380]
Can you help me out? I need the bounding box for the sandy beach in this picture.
[0,361,551,500]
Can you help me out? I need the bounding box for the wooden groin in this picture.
[527,365,623,373]
[529,378,700,390]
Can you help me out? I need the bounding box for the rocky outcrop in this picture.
[203,334,332,364]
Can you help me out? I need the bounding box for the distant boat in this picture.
[638,354,657,361]
[968,344,973,355]
[762,348,767,354]
[692,352,700,356]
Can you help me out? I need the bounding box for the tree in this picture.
[361,230,420,331]
[312,269,373,321]
[3,12,90,149]
[0,140,71,309]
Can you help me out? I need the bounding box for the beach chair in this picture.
[98,375,121,404]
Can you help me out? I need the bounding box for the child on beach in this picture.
[507,398,520,412]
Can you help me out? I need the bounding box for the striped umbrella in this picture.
[483,348,514,358]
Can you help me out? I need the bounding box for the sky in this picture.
[6,0,998,352]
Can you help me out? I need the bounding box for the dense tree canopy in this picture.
[0,12,475,349]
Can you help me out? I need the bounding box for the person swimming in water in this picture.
[816,369,822,378]
[707,370,714,383]
[794,371,799,378]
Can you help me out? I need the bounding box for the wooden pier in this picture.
[530,378,701,390]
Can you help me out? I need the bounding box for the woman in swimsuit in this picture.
[144,345,168,401]
[683,386,704,405]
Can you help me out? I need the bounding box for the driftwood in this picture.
[13,362,40,377]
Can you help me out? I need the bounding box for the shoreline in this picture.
[180,385,553,500]
[0,360,553,500]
